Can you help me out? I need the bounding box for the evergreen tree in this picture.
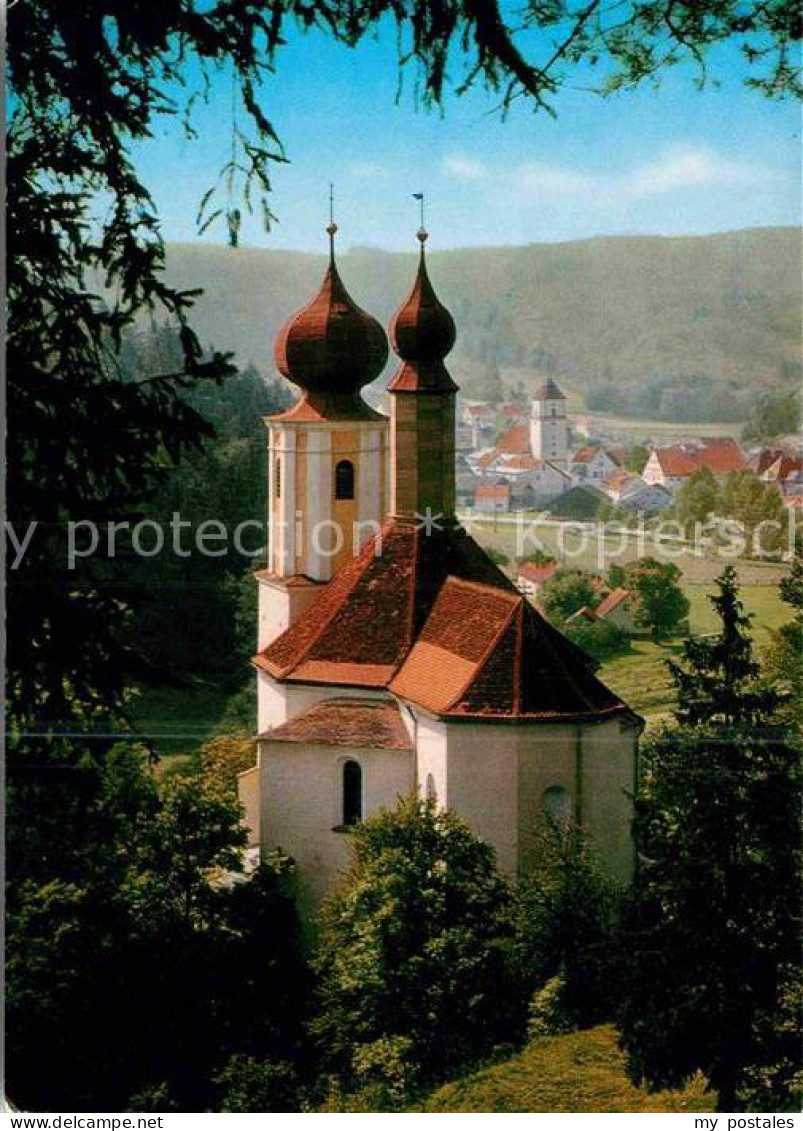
[620,566,801,1111]
[667,564,778,726]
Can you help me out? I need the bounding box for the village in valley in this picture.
[442,380,801,647]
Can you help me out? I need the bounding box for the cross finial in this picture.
[326,182,338,262]
[412,192,428,247]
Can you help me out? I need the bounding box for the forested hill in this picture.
[164,227,801,410]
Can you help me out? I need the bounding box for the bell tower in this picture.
[257,220,390,650]
[530,378,568,469]
[388,226,458,520]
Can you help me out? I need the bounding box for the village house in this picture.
[600,469,673,514]
[595,587,637,633]
[761,453,803,498]
[474,481,510,513]
[642,438,746,491]
[238,224,642,908]
[515,559,558,598]
[569,445,620,482]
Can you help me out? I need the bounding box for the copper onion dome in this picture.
[274,222,388,418]
[388,228,457,393]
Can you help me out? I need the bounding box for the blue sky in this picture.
[133,18,801,252]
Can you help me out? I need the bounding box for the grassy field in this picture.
[599,582,788,725]
[465,515,789,587]
[419,1026,713,1113]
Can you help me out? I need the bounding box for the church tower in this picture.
[257,221,390,651]
[388,226,457,519]
[530,378,568,468]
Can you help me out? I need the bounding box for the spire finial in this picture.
[326,182,338,262]
[412,192,428,250]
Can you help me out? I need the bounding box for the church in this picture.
[238,222,642,907]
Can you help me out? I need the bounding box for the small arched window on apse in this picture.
[274,456,281,498]
[335,459,355,501]
[342,760,363,827]
[425,773,437,803]
[541,785,572,832]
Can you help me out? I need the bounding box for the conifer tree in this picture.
[620,566,801,1112]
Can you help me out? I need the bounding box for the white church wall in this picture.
[414,712,449,806]
[259,740,414,908]
[441,722,520,876]
[516,722,577,873]
[579,717,638,883]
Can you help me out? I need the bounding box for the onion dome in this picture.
[274,222,388,419]
[388,228,458,393]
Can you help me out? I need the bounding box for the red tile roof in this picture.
[389,577,629,721]
[256,518,633,725]
[764,455,803,482]
[696,439,747,474]
[496,424,531,454]
[571,446,599,464]
[651,447,701,477]
[262,699,411,750]
[517,561,558,585]
[475,483,510,502]
[499,403,527,417]
[467,403,493,417]
[652,440,746,478]
[596,587,631,618]
[499,453,542,471]
[257,519,513,687]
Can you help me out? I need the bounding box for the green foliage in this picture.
[673,466,720,533]
[214,1055,300,1113]
[742,388,802,443]
[517,823,624,1032]
[540,568,596,624]
[485,547,510,567]
[762,550,803,730]
[625,445,650,473]
[620,566,802,1111]
[563,617,630,661]
[6,751,310,1112]
[668,564,777,727]
[624,557,689,638]
[351,1036,421,1111]
[312,796,524,1090]
[527,975,574,1041]
[721,470,786,554]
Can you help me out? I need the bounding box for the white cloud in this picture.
[442,153,488,181]
[628,145,765,196]
[444,145,775,204]
[346,160,388,179]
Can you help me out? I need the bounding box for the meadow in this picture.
[419,1026,713,1113]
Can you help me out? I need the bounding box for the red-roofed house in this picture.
[239,235,642,907]
[642,439,746,491]
[474,481,510,513]
[516,559,558,597]
[595,587,637,633]
[762,454,803,497]
[570,446,620,482]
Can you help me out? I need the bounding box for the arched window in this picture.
[541,785,571,830]
[335,459,355,500]
[274,457,281,498]
[425,773,437,802]
[342,760,362,826]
